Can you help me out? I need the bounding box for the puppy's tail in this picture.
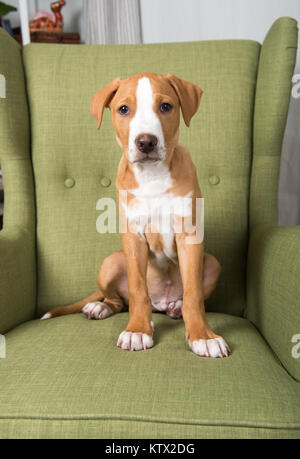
[40,290,103,320]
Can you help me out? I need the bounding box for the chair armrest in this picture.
[0,30,36,333]
[250,17,298,229]
[247,225,300,381]
[0,228,36,334]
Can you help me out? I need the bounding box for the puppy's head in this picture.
[90,73,202,164]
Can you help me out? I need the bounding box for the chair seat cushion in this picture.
[0,312,299,438]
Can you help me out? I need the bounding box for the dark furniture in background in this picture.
[13,30,80,45]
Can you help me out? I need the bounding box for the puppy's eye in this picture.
[118,105,130,115]
[160,102,172,113]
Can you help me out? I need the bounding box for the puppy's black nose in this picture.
[135,134,158,153]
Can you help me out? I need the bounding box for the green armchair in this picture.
[0,17,299,439]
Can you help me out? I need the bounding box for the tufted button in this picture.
[100,176,111,188]
[64,178,75,188]
[208,175,220,185]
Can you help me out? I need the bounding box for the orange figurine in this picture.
[30,0,66,33]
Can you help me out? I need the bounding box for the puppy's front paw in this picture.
[189,337,231,358]
[117,321,154,351]
[82,301,113,320]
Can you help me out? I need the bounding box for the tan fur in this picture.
[47,290,103,318]
[44,73,227,354]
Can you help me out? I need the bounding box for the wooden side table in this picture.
[13,31,80,45]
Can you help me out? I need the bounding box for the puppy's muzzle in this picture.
[135,134,158,154]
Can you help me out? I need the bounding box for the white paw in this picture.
[166,300,182,319]
[117,321,154,351]
[82,301,113,320]
[189,337,231,358]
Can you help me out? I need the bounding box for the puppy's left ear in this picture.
[164,74,203,127]
[90,77,121,129]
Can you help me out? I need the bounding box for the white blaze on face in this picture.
[128,77,165,163]
[124,77,195,266]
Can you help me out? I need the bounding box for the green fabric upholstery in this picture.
[0,229,35,334]
[0,313,299,439]
[23,38,261,318]
[247,225,300,382]
[251,17,298,229]
[0,18,299,438]
[0,30,36,333]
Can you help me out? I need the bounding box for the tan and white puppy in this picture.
[42,73,231,358]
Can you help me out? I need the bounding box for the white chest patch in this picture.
[124,76,193,267]
[128,77,165,163]
[125,161,193,266]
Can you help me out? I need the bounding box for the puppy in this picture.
[42,73,231,358]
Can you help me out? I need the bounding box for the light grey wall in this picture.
[140,0,300,43]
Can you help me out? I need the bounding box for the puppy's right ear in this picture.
[90,77,121,129]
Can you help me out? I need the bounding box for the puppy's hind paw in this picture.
[82,301,114,320]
